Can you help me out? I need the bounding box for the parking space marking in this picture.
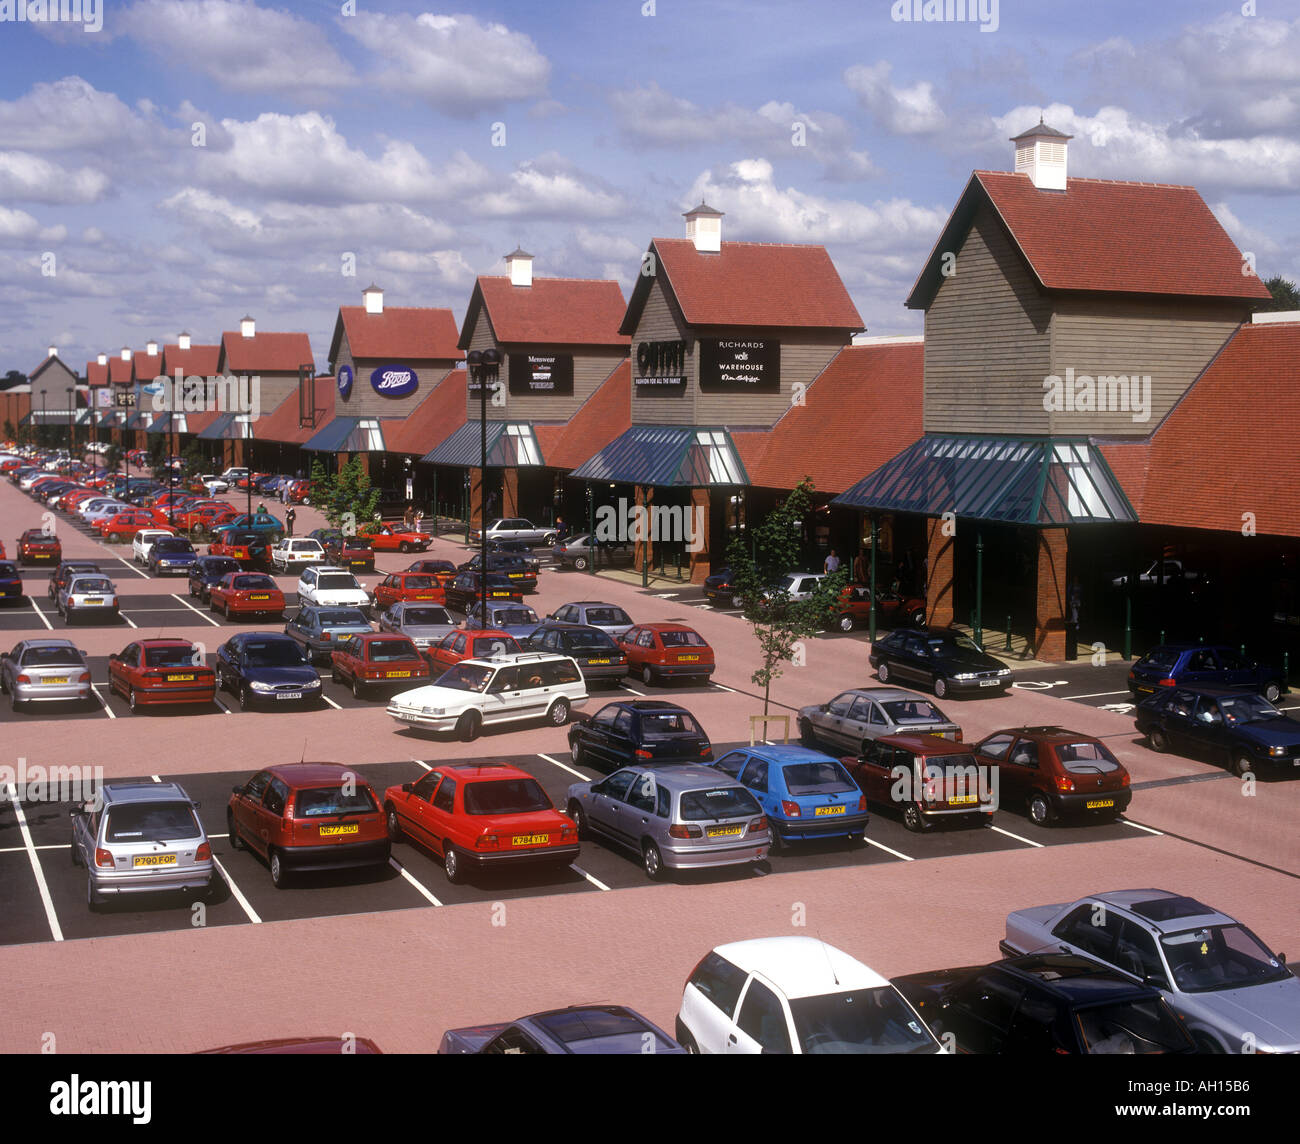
[27,596,52,630]
[210,854,261,923]
[114,557,150,580]
[863,837,914,861]
[172,594,221,626]
[149,774,161,783]
[4,783,64,942]
[989,824,1044,848]
[571,864,610,890]
[1062,689,1130,700]
[1122,819,1164,836]
[536,752,586,780]
[119,611,139,629]
[90,684,116,719]
[322,694,343,710]
[411,759,432,770]
[212,695,232,714]
[712,683,737,693]
[388,857,443,906]
[653,593,679,598]
[619,683,646,697]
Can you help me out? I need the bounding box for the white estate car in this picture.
[132,528,178,565]
[270,537,325,573]
[676,936,946,1055]
[297,565,371,609]
[387,651,587,741]
[199,474,229,494]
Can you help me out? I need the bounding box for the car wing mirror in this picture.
[401,782,413,793]
[231,785,245,795]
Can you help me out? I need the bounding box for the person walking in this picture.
[256,500,267,515]
[414,508,424,533]
[286,506,297,537]
[852,548,868,585]
[403,503,415,529]
[824,548,841,575]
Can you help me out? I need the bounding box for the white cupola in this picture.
[1011,117,1072,191]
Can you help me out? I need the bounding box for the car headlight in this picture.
[305,678,321,688]
[1268,745,1286,757]
[997,668,1011,677]
[954,672,976,681]
[249,680,274,692]
[424,706,445,716]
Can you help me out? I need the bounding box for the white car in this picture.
[387,651,587,740]
[200,474,229,494]
[297,565,371,609]
[220,467,249,484]
[270,537,325,573]
[78,498,126,521]
[82,502,132,526]
[676,937,946,1055]
[133,528,178,565]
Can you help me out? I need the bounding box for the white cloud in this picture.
[0,76,174,154]
[342,11,549,113]
[0,152,109,203]
[473,154,629,220]
[1210,202,1280,259]
[844,61,947,135]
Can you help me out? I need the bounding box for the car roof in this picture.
[734,744,840,764]
[628,763,744,789]
[714,937,889,996]
[990,725,1099,742]
[136,638,196,648]
[102,781,192,806]
[876,732,974,754]
[604,699,685,713]
[20,637,77,649]
[438,761,533,780]
[639,622,698,633]
[264,762,373,788]
[837,687,931,703]
[1088,889,1233,930]
[996,954,1160,998]
[462,651,568,667]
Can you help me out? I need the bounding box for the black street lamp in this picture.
[66,387,75,461]
[466,347,501,611]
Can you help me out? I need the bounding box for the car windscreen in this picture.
[293,785,378,817]
[641,711,702,737]
[369,639,418,661]
[232,575,276,590]
[243,641,306,667]
[414,560,454,573]
[1216,694,1282,724]
[341,537,373,549]
[533,1009,671,1054]
[882,699,945,724]
[0,562,17,576]
[584,607,630,626]
[1159,925,1291,992]
[659,629,706,647]
[203,559,240,575]
[469,637,519,659]
[678,786,761,821]
[152,539,194,553]
[783,761,858,796]
[317,574,360,590]
[462,778,551,815]
[401,607,451,625]
[1057,741,1122,773]
[930,634,982,654]
[561,629,616,651]
[492,608,538,626]
[401,576,436,590]
[318,609,368,627]
[144,646,201,668]
[21,646,81,666]
[104,801,201,843]
[788,987,938,1054]
[1075,998,1193,1054]
[436,663,492,691]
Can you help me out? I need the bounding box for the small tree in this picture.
[181,440,205,479]
[726,477,848,716]
[2,419,15,443]
[1257,275,1300,312]
[309,456,379,533]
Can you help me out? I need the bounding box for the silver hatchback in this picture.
[71,781,214,911]
[56,573,119,623]
[798,687,961,755]
[566,764,769,881]
[0,638,94,710]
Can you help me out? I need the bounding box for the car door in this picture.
[399,770,442,848]
[727,975,794,1054]
[738,757,772,818]
[601,706,637,766]
[682,951,750,1054]
[1051,902,1123,966]
[1214,648,1257,691]
[581,703,621,767]
[259,778,291,851]
[937,970,1026,1054]
[424,774,457,856]
[110,643,139,695]
[1001,736,1039,806]
[483,665,521,724]
[1185,695,1230,759]
[899,636,931,684]
[1161,690,1201,753]
[233,771,273,854]
[976,732,1019,802]
[299,567,316,603]
[588,769,637,843]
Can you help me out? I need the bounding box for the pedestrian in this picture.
[414,508,424,532]
[1068,579,1082,625]
[824,548,841,575]
[852,548,868,584]
[403,503,415,528]
[555,516,567,542]
[286,506,296,537]
[256,501,266,515]
[280,482,289,504]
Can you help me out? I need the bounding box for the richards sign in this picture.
[509,353,573,396]
[699,338,779,393]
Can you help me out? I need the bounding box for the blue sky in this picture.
[1,0,1296,374]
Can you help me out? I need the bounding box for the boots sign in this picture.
[369,364,418,398]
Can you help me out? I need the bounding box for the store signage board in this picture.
[370,364,418,398]
[508,353,573,396]
[635,339,687,395]
[698,338,780,393]
[338,365,354,398]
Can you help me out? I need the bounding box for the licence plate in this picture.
[275,692,303,700]
[706,825,742,837]
[587,658,610,665]
[319,823,359,836]
[386,670,411,678]
[678,654,701,662]
[249,594,270,600]
[1137,685,1153,694]
[814,805,846,816]
[492,591,511,597]
[83,598,104,605]
[1086,799,1114,809]
[950,794,978,805]
[512,834,548,846]
[132,854,176,867]
[979,678,998,687]
[167,674,195,682]
[45,676,69,685]
[508,572,523,578]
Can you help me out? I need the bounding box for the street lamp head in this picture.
[482,348,501,368]
[467,350,483,368]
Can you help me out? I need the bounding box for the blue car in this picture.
[1134,686,1300,776]
[439,1005,685,1054]
[1129,644,1286,704]
[465,600,542,641]
[214,631,323,710]
[210,512,284,540]
[712,744,868,849]
[0,560,22,605]
[148,536,200,576]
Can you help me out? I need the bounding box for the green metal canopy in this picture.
[831,434,1136,525]
[569,426,748,488]
[420,421,542,467]
[197,413,253,441]
[302,417,387,453]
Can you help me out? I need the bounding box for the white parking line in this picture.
[863,837,914,861]
[1279,704,1300,712]
[712,683,737,693]
[4,783,63,942]
[27,596,53,630]
[571,864,610,890]
[411,759,432,770]
[536,752,587,779]
[172,593,221,626]
[115,557,150,580]
[1062,689,1131,700]
[210,854,261,923]
[321,694,343,710]
[989,824,1044,848]
[389,857,443,906]
[149,775,161,783]
[619,683,646,697]
[119,611,138,629]
[653,593,679,598]
[694,604,713,610]
[212,695,232,714]
[90,684,116,719]
[1122,819,1164,836]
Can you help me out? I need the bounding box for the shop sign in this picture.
[635,339,687,394]
[508,353,573,395]
[338,365,353,398]
[698,338,780,393]
[370,364,418,398]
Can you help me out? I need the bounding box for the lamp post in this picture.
[66,387,74,462]
[466,348,501,612]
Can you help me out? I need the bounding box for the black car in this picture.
[443,570,524,613]
[702,566,735,605]
[47,561,102,601]
[148,536,199,576]
[0,560,22,605]
[868,627,1012,700]
[525,622,628,684]
[214,632,323,710]
[1128,643,1286,704]
[188,556,242,602]
[1135,685,1300,776]
[891,954,1196,1055]
[487,538,540,566]
[567,699,713,770]
[439,1004,685,1055]
[459,551,539,591]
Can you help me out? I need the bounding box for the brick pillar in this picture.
[1033,527,1069,661]
[502,467,519,518]
[689,487,711,583]
[469,467,484,526]
[925,516,955,627]
[632,486,657,572]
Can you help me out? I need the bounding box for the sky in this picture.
[1,0,1297,375]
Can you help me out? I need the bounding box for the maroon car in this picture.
[831,585,926,633]
[16,528,61,565]
[843,732,996,832]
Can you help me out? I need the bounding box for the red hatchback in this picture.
[209,571,285,620]
[16,528,61,565]
[227,763,390,888]
[107,639,216,712]
[425,629,522,672]
[617,623,716,687]
[330,632,430,699]
[374,571,447,610]
[383,761,579,884]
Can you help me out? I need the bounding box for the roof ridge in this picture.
[975,169,1199,191]
[653,237,831,250]
[479,275,622,285]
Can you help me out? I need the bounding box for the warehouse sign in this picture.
[699,338,780,392]
[370,364,418,398]
[509,352,573,396]
[635,338,687,394]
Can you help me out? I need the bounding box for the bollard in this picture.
[1004,614,1012,653]
[1284,651,1290,681]
[675,550,682,581]
[1159,629,1165,646]
[1123,597,1132,661]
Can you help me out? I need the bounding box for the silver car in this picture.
[552,533,634,571]
[566,764,769,881]
[377,602,457,650]
[798,687,961,754]
[1001,889,1300,1054]
[547,601,635,639]
[466,601,542,641]
[71,781,214,911]
[470,517,558,547]
[1,638,93,710]
[56,574,120,623]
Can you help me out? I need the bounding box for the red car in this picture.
[831,585,927,633]
[16,528,61,565]
[227,763,390,888]
[329,632,430,699]
[425,629,522,672]
[107,638,216,712]
[405,558,458,586]
[373,570,446,610]
[382,761,580,884]
[208,533,263,565]
[177,503,236,532]
[209,571,285,619]
[360,523,431,553]
[617,623,715,686]
[99,510,160,542]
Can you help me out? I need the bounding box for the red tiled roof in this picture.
[735,342,924,494]
[219,330,313,374]
[250,378,336,446]
[622,239,863,333]
[85,360,109,386]
[1101,321,1300,537]
[331,307,463,364]
[108,356,134,385]
[383,370,465,455]
[463,277,628,348]
[912,171,1272,305]
[544,359,631,470]
[133,353,162,385]
[161,343,221,379]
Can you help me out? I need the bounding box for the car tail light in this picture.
[748,816,768,834]
[634,748,652,759]
[17,674,30,684]
[953,729,963,742]
[477,834,500,850]
[365,668,383,679]
[857,796,867,813]
[560,825,578,842]
[94,847,114,868]
[1158,678,1177,687]
[1127,670,1136,681]
[668,823,703,839]
[699,746,711,757]
[780,799,801,818]
[283,796,296,821]
[1120,772,1131,787]
[1055,776,1075,792]
[195,842,211,862]
[77,672,90,683]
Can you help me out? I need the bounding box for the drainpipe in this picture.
[868,515,878,643]
[973,529,984,646]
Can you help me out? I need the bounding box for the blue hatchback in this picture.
[712,744,868,848]
[1128,644,1286,704]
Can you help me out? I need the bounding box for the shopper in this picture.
[286,506,296,537]
[824,548,841,574]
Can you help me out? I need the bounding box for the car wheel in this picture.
[902,803,928,832]
[128,687,139,714]
[573,556,588,571]
[543,533,557,547]
[567,801,588,840]
[70,832,81,866]
[399,541,412,554]
[11,689,23,712]
[547,697,571,726]
[570,738,585,766]
[457,710,481,742]
[838,613,855,633]
[641,664,655,686]
[1231,754,1254,778]
[642,841,666,881]
[238,685,252,711]
[443,843,465,884]
[386,806,402,842]
[330,664,342,683]
[86,873,102,912]
[269,849,287,888]
[1147,727,1170,753]
[227,811,243,851]
[877,661,890,684]
[1027,792,1054,826]
[849,826,868,847]
[1195,1033,1224,1054]
[798,719,817,747]
[351,675,364,700]
[767,826,783,853]
[1263,682,1282,704]
[933,675,949,699]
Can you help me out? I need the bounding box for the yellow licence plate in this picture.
[167,674,195,682]
[814,805,846,816]
[83,598,104,605]
[319,823,360,836]
[386,670,411,678]
[678,654,700,662]
[706,825,742,837]
[587,658,610,665]
[508,572,523,578]
[249,594,270,600]
[512,834,548,846]
[1086,799,1115,809]
[45,676,69,684]
[492,591,511,597]
[949,794,978,805]
[133,854,177,867]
